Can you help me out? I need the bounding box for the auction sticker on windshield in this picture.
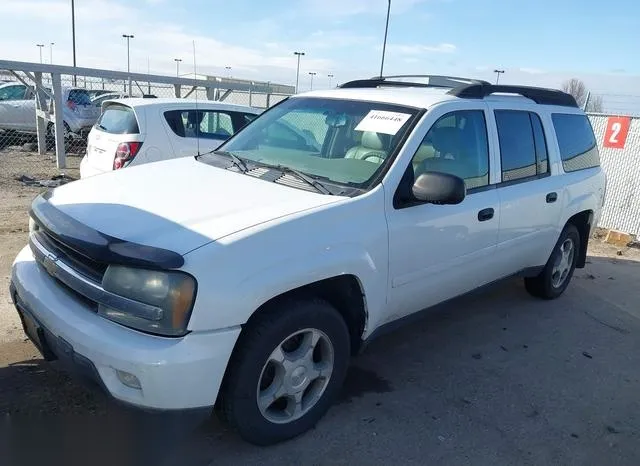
[355,110,411,135]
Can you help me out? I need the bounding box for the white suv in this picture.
[10,75,606,445]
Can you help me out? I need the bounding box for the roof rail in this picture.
[338,74,490,90]
[449,84,578,107]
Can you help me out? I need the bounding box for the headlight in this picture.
[100,265,197,336]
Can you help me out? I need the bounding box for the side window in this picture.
[495,110,537,182]
[0,84,27,101]
[411,110,489,190]
[164,110,235,139]
[552,113,600,172]
[530,113,548,174]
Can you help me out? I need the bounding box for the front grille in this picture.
[34,231,107,283]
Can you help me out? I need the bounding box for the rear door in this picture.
[488,106,563,273]
[86,103,143,173]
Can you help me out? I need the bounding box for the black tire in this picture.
[525,223,580,299]
[218,298,350,446]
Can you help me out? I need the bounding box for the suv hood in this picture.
[46,157,344,255]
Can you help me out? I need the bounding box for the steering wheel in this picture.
[362,153,385,163]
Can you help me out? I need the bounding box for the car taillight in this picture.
[113,142,142,170]
[66,100,76,111]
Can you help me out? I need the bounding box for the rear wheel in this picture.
[46,122,71,150]
[218,298,350,446]
[525,224,580,299]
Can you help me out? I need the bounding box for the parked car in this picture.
[0,82,100,142]
[90,92,131,107]
[11,75,606,446]
[87,89,114,100]
[79,98,262,178]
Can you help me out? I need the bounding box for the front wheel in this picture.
[525,223,580,299]
[218,298,350,445]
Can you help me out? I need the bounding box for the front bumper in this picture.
[10,245,241,412]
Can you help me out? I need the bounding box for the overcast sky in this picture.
[3,0,640,112]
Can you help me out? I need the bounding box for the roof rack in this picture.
[338,74,490,90]
[338,75,578,108]
[448,83,578,107]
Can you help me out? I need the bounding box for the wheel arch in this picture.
[564,209,593,268]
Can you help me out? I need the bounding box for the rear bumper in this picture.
[10,244,241,412]
[79,154,109,178]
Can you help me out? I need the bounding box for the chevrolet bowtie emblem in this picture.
[42,253,58,277]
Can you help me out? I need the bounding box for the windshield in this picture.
[217,97,419,187]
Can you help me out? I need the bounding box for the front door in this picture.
[383,103,502,324]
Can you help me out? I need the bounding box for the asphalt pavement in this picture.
[1,249,639,466]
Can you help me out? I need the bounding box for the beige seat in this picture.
[345,131,389,165]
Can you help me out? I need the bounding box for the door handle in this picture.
[546,192,558,203]
[477,208,494,222]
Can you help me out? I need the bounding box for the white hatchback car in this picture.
[79,98,262,178]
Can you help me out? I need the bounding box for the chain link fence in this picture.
[0,62,293,188]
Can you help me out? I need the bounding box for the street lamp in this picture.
[71,0,77,85]
[293,51,305,93]
[494,69,505,84]
[379,0,391,77]
[309,72,317,91]
[174,58,182,77]
[122,34,134,73]
[49,42,55,64]
[225,66,232,78]
[36,44,44,63]
[328,74,334,88]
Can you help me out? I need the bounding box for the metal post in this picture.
[174,84,181,98]
[494,69,505,84]
[50,43,54,64]
[122,34,134,96]
[71,0,77,86]
[583,91,591,111]
[328,74,334,88]
[379,0,391,77]
[34,72,47,155]
[37,44,44,63]
[174,58,182,77]
[309,72,316,91]
[51,72,66,169]
[266,81,271,107]
[293,51,305,94]
[147,57,151,95]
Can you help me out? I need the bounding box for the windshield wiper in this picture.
[198,150,248,173]
[268,164,332,195]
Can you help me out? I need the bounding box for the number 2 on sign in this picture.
[604,117,630,149]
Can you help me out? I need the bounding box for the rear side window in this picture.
[495,110,549,182]
[96,104,140,134]
[552,113,600,172]
[67,89,92,106]
[164,110,236,140]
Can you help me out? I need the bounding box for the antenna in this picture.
[192,40,200,157]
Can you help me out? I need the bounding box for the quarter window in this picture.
[495,110,548,182]
[0,84,27,101]
[411,110,490,190]
[164,110,236,140]
[552,113,600,172]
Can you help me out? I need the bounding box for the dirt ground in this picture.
[1,153,640,465]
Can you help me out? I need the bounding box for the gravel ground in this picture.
[1,153,640,464]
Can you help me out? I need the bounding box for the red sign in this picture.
[603,116,631,149]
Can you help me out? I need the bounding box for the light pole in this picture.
[225,66,232,78]
[174,58,182,77]
[71,0,77,85]
[293,51,305,93]
[36,44,44,63]
[122,34,134,95]
[49,42,55,64]
[328,74,334,88]
[494,69,505,84]
[379,0,391,77]
[309,72,317,91]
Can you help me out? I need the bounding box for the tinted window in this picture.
[164,110,236,140]
[552,113,600,172]
[96,104,140,134]
[412,110,489,190]
[530,113,548,174]
[0,84,27,101]
[495,111,537,182]
[67,89,92,106]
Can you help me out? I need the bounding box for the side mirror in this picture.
[412,171,466,205]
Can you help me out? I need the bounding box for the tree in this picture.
[561,78,603,112]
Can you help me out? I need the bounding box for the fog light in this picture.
[116,369,141,390]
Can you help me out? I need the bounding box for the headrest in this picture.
[361,131,386,150]
[430,126,462,155]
